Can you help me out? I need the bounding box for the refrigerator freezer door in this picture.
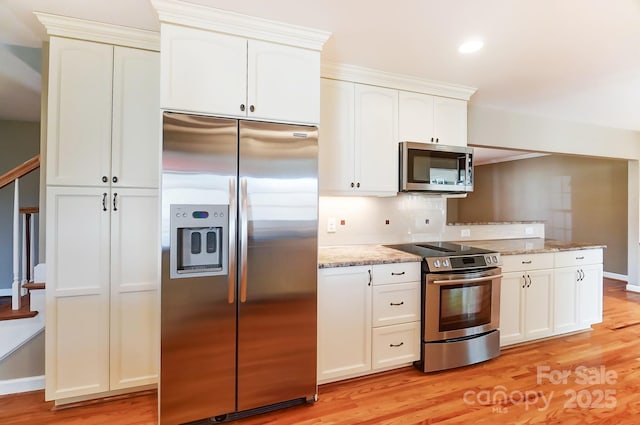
[160,112,238,425]
[237,120,318,410]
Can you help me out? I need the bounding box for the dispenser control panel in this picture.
[170,204,229,279]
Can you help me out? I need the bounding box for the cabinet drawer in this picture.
[555,249,602,268]
[372,282,420,327]
[502,253,554,272]
[372,322,420,370]
[372,262,420,285]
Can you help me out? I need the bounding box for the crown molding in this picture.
[34,12,160,51]
[151,0,330,51]
[321,62,477,100]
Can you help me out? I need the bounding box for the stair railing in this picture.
[0,155,40,310]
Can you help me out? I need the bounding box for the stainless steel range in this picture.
[386,241,502,372]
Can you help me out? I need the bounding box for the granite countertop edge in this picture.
[318,239,606,268]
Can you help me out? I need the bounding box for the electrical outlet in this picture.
[327,217,337,233]
[461,228,471,237]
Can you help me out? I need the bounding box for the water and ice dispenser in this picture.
[170,204,229,279]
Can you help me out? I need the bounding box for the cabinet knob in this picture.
[112,176,118,183]
[240,104,246,112]
[102,176,108,183]
[249,105,255,112]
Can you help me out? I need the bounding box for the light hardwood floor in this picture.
[2,278,639,424]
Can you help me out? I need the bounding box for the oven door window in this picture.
[439,281,492,332]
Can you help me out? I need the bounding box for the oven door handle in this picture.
[431,274,503,285]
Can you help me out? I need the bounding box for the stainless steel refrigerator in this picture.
[160,112,318,424]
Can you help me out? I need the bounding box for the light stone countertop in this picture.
[318,239,606,268]
[456,238,606,255]
[318,245,421,268]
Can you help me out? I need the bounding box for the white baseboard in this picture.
[604,272,627,282]
[0,288,11,297]
[626,284,640,293]
[0,375,44,396]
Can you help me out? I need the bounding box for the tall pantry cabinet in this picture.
[37,14,161,403]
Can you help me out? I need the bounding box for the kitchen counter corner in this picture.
[318,245,422,268]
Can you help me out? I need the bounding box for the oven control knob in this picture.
[442,259,450,267]
[486,256,492,264]
[492,255,498,263]
[433,259,441,268]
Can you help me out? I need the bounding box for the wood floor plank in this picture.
[1,278,639,424]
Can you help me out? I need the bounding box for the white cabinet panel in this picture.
[248,40,320,124]
[372,322,420,370]
[112,47,161,189]
[160,24,246,116]
[579,264,603,326]
[524,270,554,340]
[553,267,580,333]
[355,84,398,195]
[372,262,421,285]
[47,37,113,186]
[502,253,554,273]
[433,97,467,146]
[555,249,603,268]
[319,79,355,193]
[372,282,420,327]
[499,272,525,345]
[398,91,434,142]
[317,266,372,383]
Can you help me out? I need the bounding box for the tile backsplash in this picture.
[318,194,545,246]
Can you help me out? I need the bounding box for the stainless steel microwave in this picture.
[399,142,473,193]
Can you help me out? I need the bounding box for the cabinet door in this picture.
[317,266,372,383]
[553,267,579,333]
[160,23,246,116]
[398,91,435,142]
[433,97,467,146]
[45,187,111,400]
[47,37,113,186]
[524,269,554,340]
[112,47,160,189]
[319,79,355,193]
[499,272,525,346]
[355,84,398,195]
[248,40,320,124]
[110,189,160,390]
[578,264,603,326]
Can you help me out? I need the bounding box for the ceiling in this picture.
[1,0,640,136]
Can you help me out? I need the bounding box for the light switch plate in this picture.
[327,217,337,233]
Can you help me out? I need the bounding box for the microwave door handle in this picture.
[431,274,503,286]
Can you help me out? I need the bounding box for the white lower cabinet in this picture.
[45,186,159,401]
[500,249,603,348]
[317,266,372,383]
[318,262,420,384]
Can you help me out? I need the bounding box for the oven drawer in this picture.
[501,253,554,272]
[372,262,420,285]
[372,322,420,370]
[372,282,420,327]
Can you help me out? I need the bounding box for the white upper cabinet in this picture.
[47,37,113,187]
[159,15,327,124]
[247,40,320,124]
[355,84,399,194]
[160,24,247,117]
[47,38,160,188]
[398,91,467,146]
[319,80,398,196]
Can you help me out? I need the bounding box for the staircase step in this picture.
[0,294,38,321]
[23,282,45,290]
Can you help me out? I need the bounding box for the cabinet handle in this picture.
[368,269,372,286]
[430,137,434,143]
[435,138,439,143]
[389,342,404,348]
[390,301,404,306]
[522,260,532,264]
[102,176,108,183]
[240,104,245,112]
[351,182,355,188]
[112,176,118,183]
[526,275,532,288]
[249,105,255,112]
[522,275,526,288]
[113,193,118,211]
[102,193,108,211]
[576,256,585,260]
[391,272,405,276]
[356,182,360,188]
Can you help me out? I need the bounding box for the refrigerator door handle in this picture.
[240,177,248,302]
[228,178,237,303]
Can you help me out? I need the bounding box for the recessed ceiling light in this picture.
[458,39,484,54]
